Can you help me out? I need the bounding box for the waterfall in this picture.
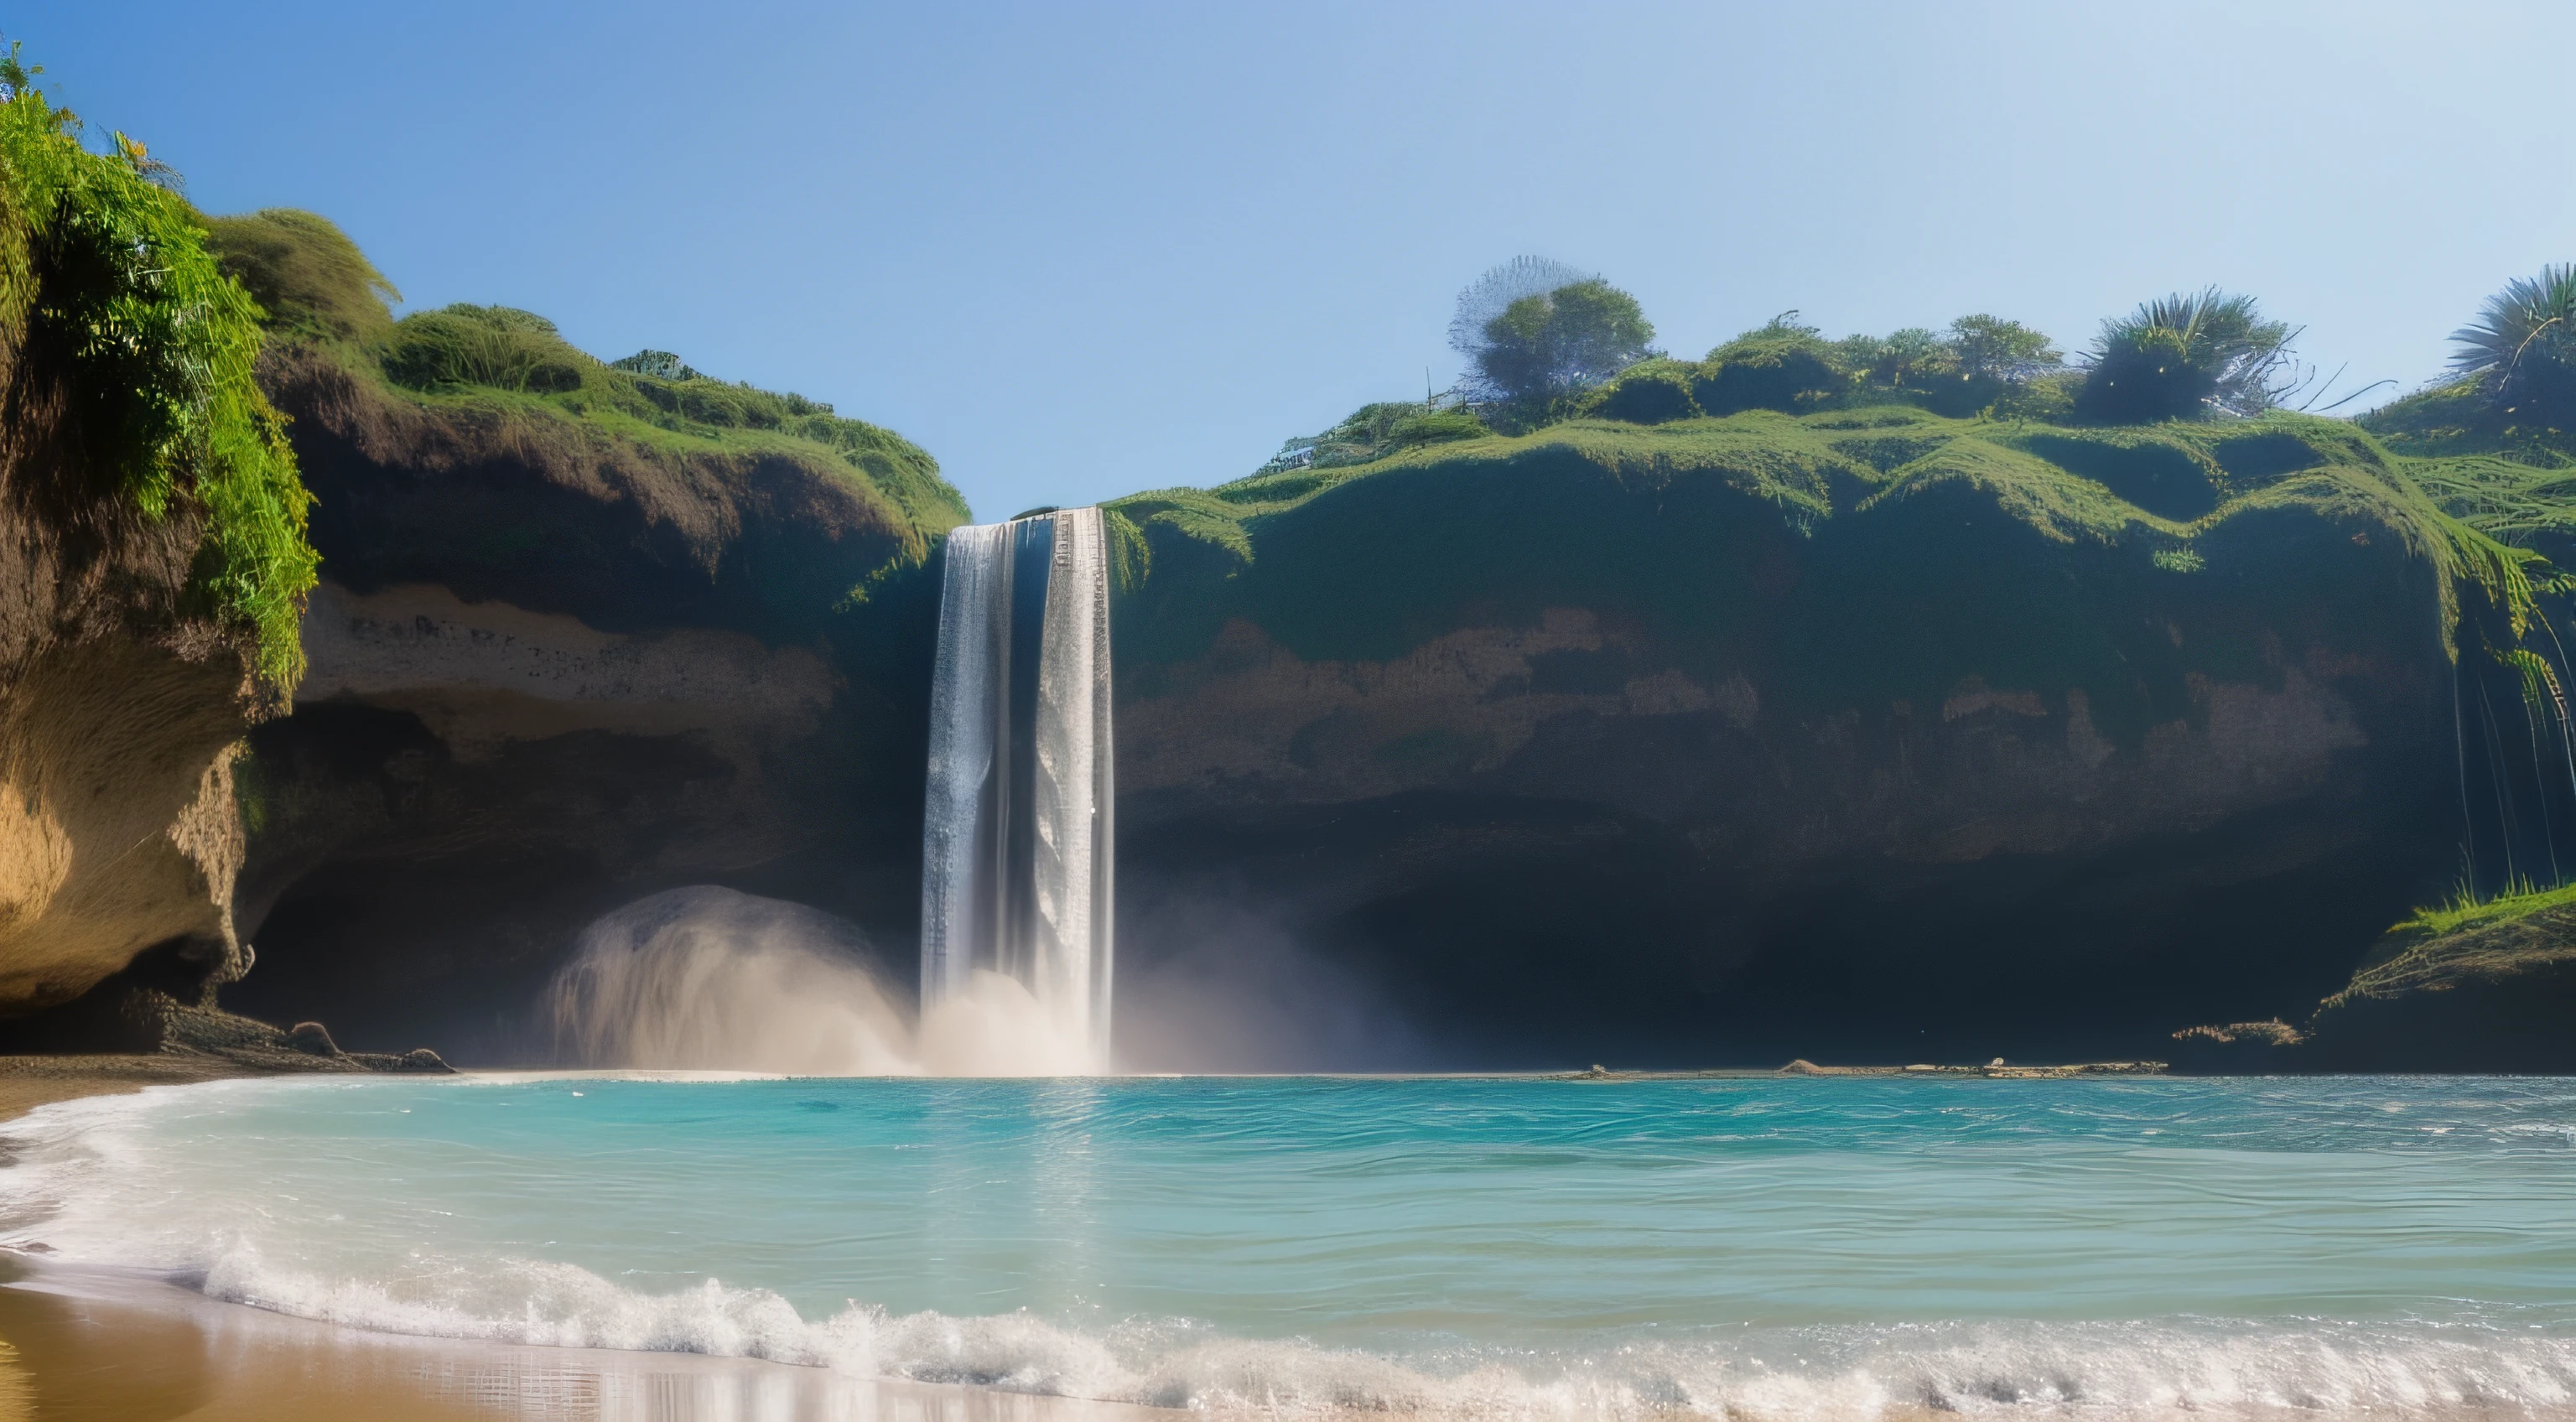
[920,506,1114,1070]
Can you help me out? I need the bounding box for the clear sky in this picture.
[16,2,2575,521]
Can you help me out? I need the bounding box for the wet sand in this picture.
[0,1064,1178,1422]
[0,1055,243,1123]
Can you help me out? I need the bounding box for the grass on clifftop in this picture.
[384,302,967,548]
[1111,403,2542,667]
[2387,876,2576,941]
[201,210,968,559]
[2312,877,2576,1018]
[0,67,317,689]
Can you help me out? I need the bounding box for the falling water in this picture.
[920,506,1114,1070]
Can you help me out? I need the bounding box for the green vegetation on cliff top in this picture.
[201,209,968,558]
[2389,876,2576,941]
[1111,403,2542,669]
[2307,878,2576,1025]
[0,54,316,689]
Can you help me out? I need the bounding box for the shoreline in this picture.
[0,1052,266,1124]
[0,1253,1178,1422]
[0,1058,2184,1122]
[0,1067,1187,1419]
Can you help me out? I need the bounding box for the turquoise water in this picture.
[3,1073,2573,1417]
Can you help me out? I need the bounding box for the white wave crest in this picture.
[164,1242,2576,1420]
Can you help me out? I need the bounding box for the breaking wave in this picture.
[164,1247,2576,1419]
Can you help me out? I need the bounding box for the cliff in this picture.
[218,309,2558,1066]
[0,88,314,1043]
[176,205,2572,1069]
[2174,883,2576,1073]
[208,213,965,1056]
[1105,408,2521,1066]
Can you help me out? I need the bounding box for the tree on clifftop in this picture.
[1946,314,2061,383]
[1450,257,1654,406]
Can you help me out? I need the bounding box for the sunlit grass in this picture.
[2388,875,2576,939]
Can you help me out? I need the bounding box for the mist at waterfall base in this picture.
[543,884,1415,1075]
[545,886,1088,1076]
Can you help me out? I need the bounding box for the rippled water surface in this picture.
[4,1074,2573,1418]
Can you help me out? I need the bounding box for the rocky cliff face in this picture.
[0,110,309,1044]
[0,507,260,1026]
[221,340,959,1058]
[1107,413,2470,1067]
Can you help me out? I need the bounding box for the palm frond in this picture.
[2449,264,2576,387]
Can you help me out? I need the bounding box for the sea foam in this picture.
[6,1077,2576,1420]
[162,1248,2576,1419]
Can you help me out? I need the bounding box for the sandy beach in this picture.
[0,1056,248,1124]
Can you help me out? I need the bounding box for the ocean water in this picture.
[2,1073,2573,1419]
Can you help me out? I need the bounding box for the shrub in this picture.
[1587,360,1701,423]
[198,208,397,345]
[1892,316,2064,417]
[2073,288,2293,424]
[1260,401,1488,472]
[1546,312,2070,427]
[1991,369,2080,423]
[1836,327,1953,389]
[2449,263,2576,429]
[1446,255,1587,354]
[1693,314,1850,415]
[1949,314,2061,382]
[610,348,706,381]
[350,288,947,515]
[0,48,316,688]
[379,304,596,394]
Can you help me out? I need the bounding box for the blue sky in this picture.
[17,2,2576,520]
